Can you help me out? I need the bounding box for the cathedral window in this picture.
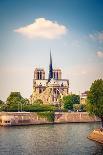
[39,89,42,93]
[40,71,42,79]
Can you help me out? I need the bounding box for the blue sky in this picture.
[0,0,103,101]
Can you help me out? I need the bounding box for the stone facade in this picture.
[30,53,69,105]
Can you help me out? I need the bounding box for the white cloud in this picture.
[96,51,103,58]
[89,31,103,42]
[14,18,67,39]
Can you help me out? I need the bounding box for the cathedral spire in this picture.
[48,50,53,81]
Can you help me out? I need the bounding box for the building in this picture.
[80,91,88,104]
[30,52,69,105]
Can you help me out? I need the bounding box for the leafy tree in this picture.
[4,92,25,111]
[80,104,87,112]
[73,104,86,112]
[73,104,80,111]
[1,92,57,112]
[24,98,30,105]
[0,100,4,111]
[0,100,4,105]
[87,79,103,128]
[63,94,80,110]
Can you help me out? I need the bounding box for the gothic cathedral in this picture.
[30,52,69,105]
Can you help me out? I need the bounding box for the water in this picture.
[0,123,103,155]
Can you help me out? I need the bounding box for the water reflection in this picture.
[0,123,103,155]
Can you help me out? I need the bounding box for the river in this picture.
[0,123,103,155]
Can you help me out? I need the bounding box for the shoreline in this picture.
[88,129,103,144]
[0,121,100,127]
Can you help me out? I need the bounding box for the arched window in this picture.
[39,88,42,93]
[37,72,39,79]
[40,71,42,79]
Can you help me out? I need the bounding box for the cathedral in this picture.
[30,52,69,105]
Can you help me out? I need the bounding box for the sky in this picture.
[0,0,103,101]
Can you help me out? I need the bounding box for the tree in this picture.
[87,79,103,128]
[0,100,4,111]
[0,100,4,105]
[73,104,86,112]
[5,92,25,111]
[63,94,80,110]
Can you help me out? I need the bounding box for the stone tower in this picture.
[53,69,62,80]
[34,68,45,80]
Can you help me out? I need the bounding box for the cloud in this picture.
[14,18,67,39]
[96,51,103,58]
[89,31,103,42]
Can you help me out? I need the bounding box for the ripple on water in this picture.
[0,123,103,155]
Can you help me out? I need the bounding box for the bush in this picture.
[37,111,55,122]
[23,104,56,112]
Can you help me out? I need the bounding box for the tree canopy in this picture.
[63,94,80,110]
[6,92,25,105]
[87,79,103,127]
[1,92,56,112]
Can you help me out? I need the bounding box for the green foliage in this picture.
[87,79,103,117]
[23,104,56,112]
[73,104,80,111]
[63,94,80,110]
[0,100,4,112]
[37,111,55,122]
[73,104,87,112]
[80,104,87,112]
[24,98,30,104]
[1,91,56,112]
[3,104,19,112]
[2,92,25,112]
[2,103,56,112]
[0,100,4,105]
[33,99,43,105]
[6,92,25,105]
[87,79,103,127]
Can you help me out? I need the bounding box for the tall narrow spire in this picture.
[48,50,53,81]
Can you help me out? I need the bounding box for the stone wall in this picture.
[0,112,50,126]
[0,112,100,126]
[55,112,100,123]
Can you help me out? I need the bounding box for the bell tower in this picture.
[34,68,45,80]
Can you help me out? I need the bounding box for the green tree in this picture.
[0,100,4,111]
[73,104,86,112]
[87,79,103,128]
[0,100,4,105]
[63,94,80,110]
[24,98,30,105]
[5,92,25,111]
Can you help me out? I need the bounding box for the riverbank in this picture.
[0,112,100,126]
[88,129,103,144]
